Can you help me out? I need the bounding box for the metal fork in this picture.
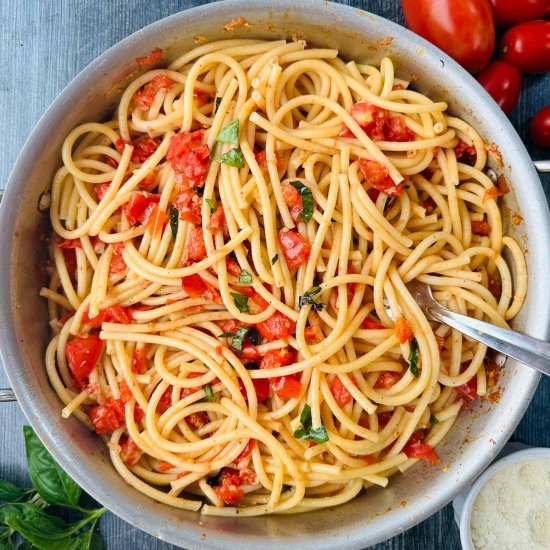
[405,279,550,376]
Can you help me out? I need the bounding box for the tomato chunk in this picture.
[395,317,412,344]
[239,378,270,403]
[89,398,125,435]
[119,435,142,466]
[214,468,245,504]
[236,439,255,461]
[56,238,82,249]
[143,204,168,237]
[402,431,440,464]
[122,192,160,226]
[454,140,477,166]
[255,149,284,172]
[358,159,406,197]
[374,371,401,389]
[278,230,311,269]
[173,190,202,225]
[136,47,162,67]
[455,377,478,402]
[361,317,385,330]
[132,344,148,374]
[134,75,174,111]
[256,311,296,342]
[271,376,301,399]
[330,376,352,407]
[83,305,133,328]
[184,226,206,263]
[207,206,227,235]
[282,183,303,223]
[471,219,491,236]
[259,349,294,370]
[166,131,210,189]
[181,274,208,297]
[66,335,103,383]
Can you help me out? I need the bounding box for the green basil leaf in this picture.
[293,404,329,444]
[271,254,278,265]
[298,286,321,307]
[238,270,252,284]
[230,292,250,313]
[169,204,179,240]
[429,414,439,425]
[0,536,16,550]
[231,326,250,353]
[408,338,420,378]
[0,503,66,529]
[16,540,32,550]
[281,484,293,493]
[299,404,312,425]
[5,516,69,544]
[218,332,236,339]
[23,425,81,508]
[217,148,244,168]
[63,518,103,550]
[0,481,27,503]
[209,142,218,161]
[310,302,325,311]
[214,96,222,113]
[205,198,216,214]
[289,181,314,222]
[216,119,239,144]
[203,384,216,402]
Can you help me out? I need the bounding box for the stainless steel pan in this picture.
[1,1,549,548]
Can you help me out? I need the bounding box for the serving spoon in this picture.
[405,279,550,376]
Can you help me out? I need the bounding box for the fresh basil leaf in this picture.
[238,270,252,284]
[209,142,218,161]
[16,541,32,550]
[281,484,293,493]
[0,482,27,503]
[23,425,81,508]
[205,198,215,214]
[5,516,69,544]
[300,403,312,425]
[271,254,278,265]
[203,384,216,402]
[293,404,329,444]
[217,148,244,168]
[230,292,250,313]
[231,326,249,353]
[169,204,179,240]
[206,470,222,487]
[289,181,314,222]
[310,303,325,311]
[408,338,420,378]
[0,503,66,529]
[216,119,239,144]
[0,536,16,550]
[63,518,103,550]
[248,327,260,347]
[429,414,439,425]
[218,332,236,339]
[298,286,321,307]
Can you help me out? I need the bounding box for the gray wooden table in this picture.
[1,1,549,548]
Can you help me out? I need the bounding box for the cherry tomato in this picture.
[530,105,550,148]
[271,376,302,399]
[499,21,550,73]
[166,130,210,188]
[134,75,173,111]
[401,0,495,73]
[122,192,160,226]
[394,317,412,344]
[65,335,103,382]
[374,372,402,389]
[256,311,296,342]
[282,183,303,223]
[83,305,133,328]
[89,398,125,435]
[259,349,294,370]
[119,436,142,466]
[475,61,522,114]
[358,159,406,197]
[207,206,227,234]
[330,376,352,407]
[490,0,550,26]
[173,190,202,224]
[278,230,311,269]
[236,439,255,461]
[184,227,206,262]
[214,469,244,504]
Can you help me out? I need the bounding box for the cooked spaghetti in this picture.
[40,39,527,515]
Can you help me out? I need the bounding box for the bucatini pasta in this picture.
[40,39,527,515]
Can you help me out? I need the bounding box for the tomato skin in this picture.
[490,0,550,25]
[402,431,440,464]
[214,469,245,504]
[402,0,495,73]
[136,47,162,67]
[255,149,284,172]
[207,206,227,235]
[282,183,303,223]
[472,219,492,236]
[256,312,296,342]
[166,131,210,188]
[181,274,208,297]
[330,376,352,407]
[361,317,386,330]
[131,137,160,163]
[83,305,133,328]
[119,436,142,466]
[530,105,550,149]
[499,21,550,73]
[239,377,270,402]
[278,230,311,269]
[135,75,174,110]
[89,398,125,435]
[375,371,401,389]
[123,192,160,226]
[66,335,103,383]
[454,140,477,166]
[236,439,255,461]
[455,377,478,402]
[475,61,522,115]
[185,227,206,263]
[394,317,412,344]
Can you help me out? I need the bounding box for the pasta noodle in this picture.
[41,39,527,515]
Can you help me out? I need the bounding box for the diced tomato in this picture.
[271,376,302,399]
[56,238,82,249]
[62,248,77,279]
[83,305,133,328]
[214,469,244,504]
[402,431,440,464]
[110,242,127,275]
[95,183,111,201]
[304,326,320,343]
[193,88,211,106]
[132,344,148,373]
[131,137,160,164]
[346,103,389,141]
[282,183,303,223]
[207,206,227,235]
[483,174,510,202]
[66,335,103,383]
[395,317,412,344]
[330,376,352,407]
[239,286,269,312]
[454,140,477,166]
[255,149,284,172]
[119,380,133,403]
[136,47,162,67]
[236,439,255,461]
[114,138,130,153]
[471,219,491,236]
[455,377,478,402]
[119,435,142,466]
[361,316,386,330]
[173,190,202,225]
[157,387,178,414]
[239,378,270,403]
[278,230,311,269]
[166,131,210,189]
[386,116,414,142]
[358,159,406,197]
[377,411,393,429]
[259,348,294,370]
[181,274,208,297]
[186,412,209,429]
[362,455,376,465]
[435,335,445,352]
[423,197,436,214]
[226,258,242,277]
[219,318,248,334]
[158,461,175,472]
[488,276,501,298]
[89,398,125,435]
[104,155,119,169]
[240,345,261,361]
[143,204,168,237]
[367,187,380,202]
[135,75,174,111]
[374,371,401,389]
[256,311,296,342]
[122,192,160,226]
[184,227,206,263]
[180,372,205,399]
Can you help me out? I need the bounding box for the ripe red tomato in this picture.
[475,61,522,114]
[271,376,302,399]
[278,230,311,269]
[330,376,352,407]
[401,0,495,73]
[256,311,296,342]
[65,335,103,382]
[358,159,406,197]
[499,21,550,73]
[530,105,550,148]
[490,0,550,26]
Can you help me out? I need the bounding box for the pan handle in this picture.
[0,388,17,402]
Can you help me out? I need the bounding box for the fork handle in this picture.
[427,306,550,376]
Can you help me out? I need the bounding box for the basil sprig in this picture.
[218,325,250,352]
[429,414,439,425]
[218,148,244,168]
[289,181,314,222]
[298,286,325,311]
[231,292,250,313]
[408,338,420,377]
[216,119,239,144]
[0,426,106,549]
[239,270,253,284]
[169,204,179,239]
[203,384,216,402]
[205,198,216,214]
[293,404,329,444]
